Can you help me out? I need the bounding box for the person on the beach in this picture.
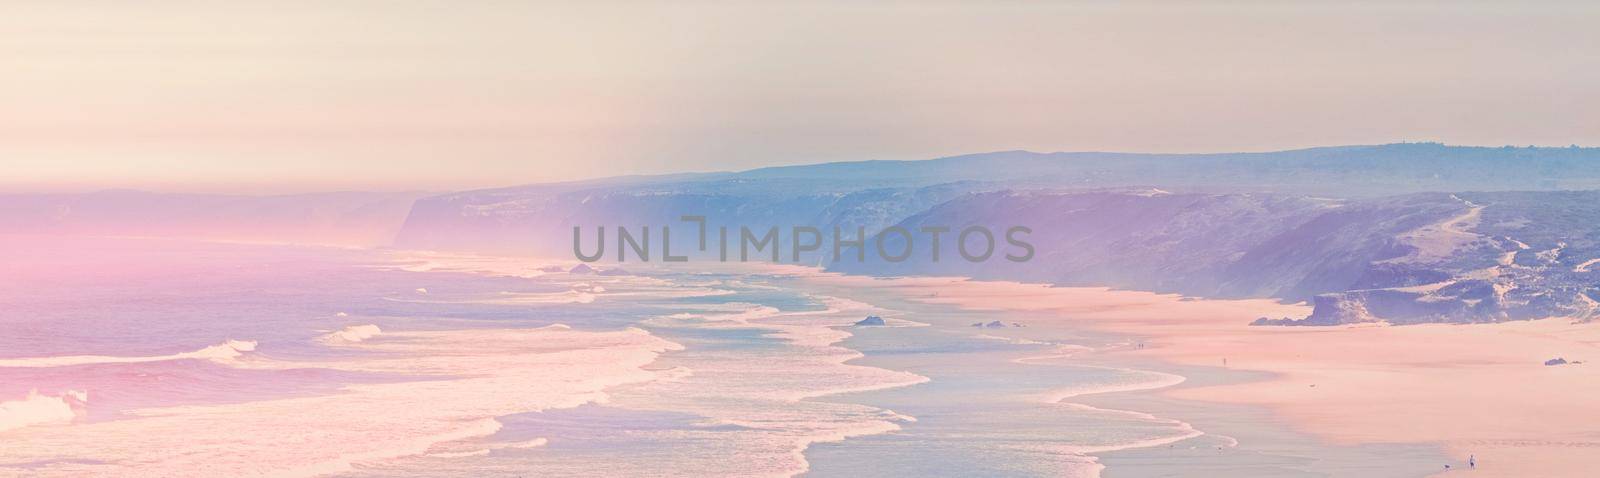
[1470,454,1475,469]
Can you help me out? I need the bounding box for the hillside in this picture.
[391,143,1600,324]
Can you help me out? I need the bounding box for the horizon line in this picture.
[7,141,1597,197]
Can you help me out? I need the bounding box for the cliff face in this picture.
[394,178,1600,325]
[378,145,1600,324]
[7,145,1593,324]
[1297,191,1600,324]
[844,190,1600,325]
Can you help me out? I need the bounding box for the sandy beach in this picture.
[789,271,1600,477]
[5,238,1594,476]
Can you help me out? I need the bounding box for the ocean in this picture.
[0,237,1438,477]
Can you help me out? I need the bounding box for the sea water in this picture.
[0,237,1279,477]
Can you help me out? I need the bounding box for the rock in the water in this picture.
[854,316,887,327]
[1545,357,1568,366]
[1250,316,1303,326]
[970,322,984,327]
[568,264,595,274]
[984,321,1006,328]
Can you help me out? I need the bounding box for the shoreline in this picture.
[781,269,1600,477]
[9,235,1590,476]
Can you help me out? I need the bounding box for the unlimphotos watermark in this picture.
[574,215,1033,263]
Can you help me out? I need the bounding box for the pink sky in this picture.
[3,1,1599,193]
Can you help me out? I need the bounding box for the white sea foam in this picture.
[594,296,931,476]
[1035,365,1186,405]
[1019,361,1211,476]
[425,437,549,459]
[0,340,257,368]
[318,324,383,344]
[569,283,607,294]
[1053,402,1205,454]
[0,327,682,477]
[500,437,549,449]
[0,390,87,432]
[6,248,1180,477]
[380,251,567,279]
[494,290,596,304]
[425,449,491,459]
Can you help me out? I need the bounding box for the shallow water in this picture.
[0,237,1441,476]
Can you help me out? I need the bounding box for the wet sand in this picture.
[783,270,1600,477]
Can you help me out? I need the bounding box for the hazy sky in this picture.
[3,1,1598,193]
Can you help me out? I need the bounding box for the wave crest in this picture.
[0,340,257,368]
[319,325,383,344]
[0,390,88,432]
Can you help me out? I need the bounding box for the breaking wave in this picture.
[0,390,88,432]
[0,340,257,368]
[318,324,383,344]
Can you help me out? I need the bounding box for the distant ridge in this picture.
[4,143,1597,326]
[389,142,1600,325]
[727,142,1600,195]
